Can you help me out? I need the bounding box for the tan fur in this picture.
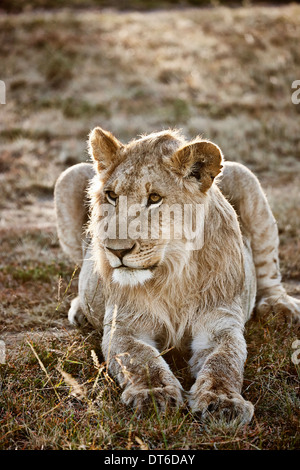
[55,128,300,423]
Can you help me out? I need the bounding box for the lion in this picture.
[54,127,300,423]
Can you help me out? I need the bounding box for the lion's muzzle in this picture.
[104,239,163,273]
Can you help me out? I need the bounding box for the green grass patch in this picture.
[1,261,69,284]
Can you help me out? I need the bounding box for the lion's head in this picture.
[88,128,223,287]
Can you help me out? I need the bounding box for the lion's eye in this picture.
[148,193,162,205]
[106,190,118,205]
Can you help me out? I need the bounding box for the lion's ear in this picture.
[88,127,123,172]
[169,140,223,193]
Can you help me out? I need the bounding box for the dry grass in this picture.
[0,309,299,450]
[0,2,300,450]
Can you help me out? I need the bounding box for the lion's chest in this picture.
[141,295,199,349]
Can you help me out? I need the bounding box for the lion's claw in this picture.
[121,383,183,413]
[189,387,254,424]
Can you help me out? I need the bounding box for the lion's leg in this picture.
[189,315,254,423]
[219,162,300,324]
[102,307,183,412]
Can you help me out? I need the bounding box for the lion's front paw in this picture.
[189,386,254,424]
[121,382,183,413]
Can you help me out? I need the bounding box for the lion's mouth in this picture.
[114,262,159,271]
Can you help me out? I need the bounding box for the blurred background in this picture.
[0,1,300,451]
[0,0,300,328]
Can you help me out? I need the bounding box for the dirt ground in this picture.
[0,3,299,450]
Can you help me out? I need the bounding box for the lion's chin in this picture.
[112,267,153,287]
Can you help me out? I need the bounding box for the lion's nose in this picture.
[106,243,136,261]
